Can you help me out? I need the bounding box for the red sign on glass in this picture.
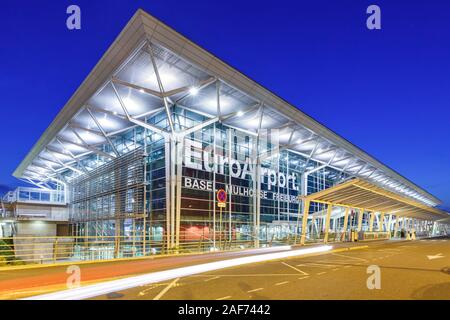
[217,189,227,203]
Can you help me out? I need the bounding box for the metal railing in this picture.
[0,228,404,267]
[0,232,261,266]
[361,231,390,241]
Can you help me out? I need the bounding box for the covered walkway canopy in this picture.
[303,178,448,221]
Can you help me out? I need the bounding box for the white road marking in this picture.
[204,276,220,282]
[332,253,368,262]
[138,284,161,296]
[281,262,309,275]
[275,281,289,286]
[297,262,337,269]
[216,296,231,300]
[153,278,179,300]
[427,253,444,260]
[247,288,264,293]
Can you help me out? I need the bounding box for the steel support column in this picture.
[342,207,349,241]
[252,133,261,248]
[357,208,364,232]
[394,215,400,237]
[300,200,311,245]
[170,138,176,248]
[379,212,385,231]
[164,138,172,250]
[174,136,183,248]
[324,204,333,243]
[369,211,375,232]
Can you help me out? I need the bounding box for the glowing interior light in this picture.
[246,116,261,128]
[66,143,85,153]
[237,111,244,117]
[149,71,176,87]
[98,115,115,130]
[54,153,68,160]
[139,89,145,94]
[122,97,140,113]
[189,87,199,96]
[123,97,133,106]
[23,245,332,300]
[160,72,176,86]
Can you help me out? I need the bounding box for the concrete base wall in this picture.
[15,221,57,237]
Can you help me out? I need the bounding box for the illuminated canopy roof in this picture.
[303,178,448,220]
[14,9,442,208]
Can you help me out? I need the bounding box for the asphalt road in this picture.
[91,238,450,300]
[0,245,301,299]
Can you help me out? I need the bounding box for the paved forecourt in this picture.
[90,238,450,300]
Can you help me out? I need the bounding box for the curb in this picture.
[328,245,369,254]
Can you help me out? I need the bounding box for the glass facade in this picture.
[67,105,350,251]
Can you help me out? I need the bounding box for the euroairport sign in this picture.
[184,138,300,191]
[183,138,300,204]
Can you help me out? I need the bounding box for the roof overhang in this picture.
[13,9,442,207]
[303,178,449,221]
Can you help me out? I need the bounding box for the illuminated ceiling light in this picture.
[98,115,114,129]
[139,89,145,94]
[54,153,67,159]
[160,72,176,85]
[79,131,92,142]
[122,97,140,113]
[189,87,199,96]
[149,71,176,86]
[237,111,244,117]
[248,117,261,128]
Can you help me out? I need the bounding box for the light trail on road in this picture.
[23,245,333,300]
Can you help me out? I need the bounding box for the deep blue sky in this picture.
[1,1,449,209]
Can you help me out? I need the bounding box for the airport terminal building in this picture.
[10,10,449,260]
